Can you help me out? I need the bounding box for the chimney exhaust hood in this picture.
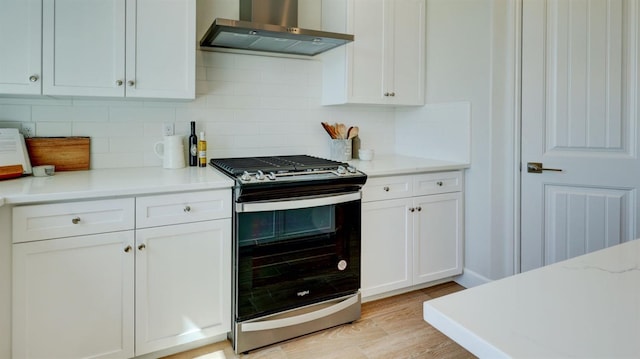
[199,0,353,57]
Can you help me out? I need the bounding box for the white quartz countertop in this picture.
[424,239,640,358]
[0,166,233,205]
[349,154,469,177]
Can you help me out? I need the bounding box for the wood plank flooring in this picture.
[162,282,475,359]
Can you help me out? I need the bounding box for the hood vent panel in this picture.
[200,1,353,57]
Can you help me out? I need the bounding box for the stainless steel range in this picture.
[209,155,367,354]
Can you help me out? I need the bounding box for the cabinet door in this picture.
[361,198,413,298]
[42,0,126,96]
[0,0,42,95]
[413,192,463,285]
[12,231,135,359]
[389,0,425,105]
[348,0,386,104]
[135,219,231,355]
[125,0,195,99]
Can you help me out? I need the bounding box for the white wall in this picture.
[413,0,517,285]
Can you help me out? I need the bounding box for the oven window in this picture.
[238,205,335,246]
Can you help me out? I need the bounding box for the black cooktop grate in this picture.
[210,155,347,176]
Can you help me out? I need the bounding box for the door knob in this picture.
[527,162,562,173]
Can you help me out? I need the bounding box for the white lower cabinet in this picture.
[362,198,413,297]
[361,171,464,299]
[12,231,135,359]
[12,190,231,358]
[135,220,231,355]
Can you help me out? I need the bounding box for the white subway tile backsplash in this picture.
[72,122,109,137]
[92,152,145,169]
[0,51,396,168]
[36,121,72,136]
[0,105,30,122]
[108,122,145,137]
[90,137,109,153]
[109,106,175,123]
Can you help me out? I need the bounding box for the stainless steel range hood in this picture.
[199,0,353,57]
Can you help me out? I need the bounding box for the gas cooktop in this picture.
[210,155,365,185]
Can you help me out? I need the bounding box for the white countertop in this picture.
[0,155,467,206]
[424,239,640,358]
[0,166,233,205]
[349,154,469,177]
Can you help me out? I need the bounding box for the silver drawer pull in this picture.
[383,186,390,192]
[138,243,146,251]
[124,245,132,253]
[416,206,422,212]
[436,181,444,186]
[71,217,81,224]
[183,205,191,213]
[409,207,415,212]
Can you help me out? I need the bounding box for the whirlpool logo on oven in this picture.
[297,290,310,297]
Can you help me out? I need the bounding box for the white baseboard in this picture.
[454,268,492,288]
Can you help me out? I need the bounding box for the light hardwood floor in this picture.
[162,282,475,359]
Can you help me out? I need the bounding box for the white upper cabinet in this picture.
[43,0,126,97]
[322,0,425,106]
[42,0,195,99]
[125,0,195,99]
[0,0,42,95]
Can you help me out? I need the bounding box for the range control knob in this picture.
[337,165,347,175]
[256,170,265,180]
[240,171,252,181]
[346,166,357,173]
[267,172,276,180]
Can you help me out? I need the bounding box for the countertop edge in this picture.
[0,167,234,205]
[423,301,508,359]
[349,154,470,177]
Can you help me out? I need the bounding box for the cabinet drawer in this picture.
[362,175,413,202]
[136,190,231,228]
[413,171,462,196]
[13,198,135,243]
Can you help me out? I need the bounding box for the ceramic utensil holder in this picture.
[329,139,352,161]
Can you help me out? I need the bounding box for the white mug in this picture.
[154,135,185,169]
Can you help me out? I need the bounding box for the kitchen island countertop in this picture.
[349,154,469,177]
[424,239,640,358]
[0,166,233,205]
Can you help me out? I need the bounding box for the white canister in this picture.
[154,135,185,169]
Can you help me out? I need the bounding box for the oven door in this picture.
[234,192,361,322]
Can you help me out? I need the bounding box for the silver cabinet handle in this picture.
[409,207,415,212]
[416,206,422,212]
[183,205,191,213]
[383,186,390,192]
[436,181,443,186]
[71,217,81,224]
[527,162,563,173]
[127,80,135,87]
[138,243,146,251]
[389,92,395,97]
[124,245,132,253]
[29,75,39,82]
[116,80,123,86]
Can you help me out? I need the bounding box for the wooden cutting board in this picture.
[0,164,24,180]
[25,137,90,171]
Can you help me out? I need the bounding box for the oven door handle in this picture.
[240,293,360,332]
[236,192,361,213]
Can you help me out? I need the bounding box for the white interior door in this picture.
[521,0,640,271]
